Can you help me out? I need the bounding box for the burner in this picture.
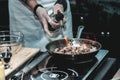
[30,67,78,80]
[41,70,68,80]
[45,56,97,78]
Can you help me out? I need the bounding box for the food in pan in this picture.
[54,42,97,55]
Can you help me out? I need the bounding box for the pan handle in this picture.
[76,25,84,39]
[71,26,84,46]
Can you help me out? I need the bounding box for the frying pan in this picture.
[46,38,102,62]
[46,26,102,61]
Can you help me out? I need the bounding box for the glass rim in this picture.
[0,30,24,37]
[0,31,23,46]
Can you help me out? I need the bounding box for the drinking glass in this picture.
[0,31,23,69]
[2,47,12,69]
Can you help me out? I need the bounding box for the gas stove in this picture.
[11,49,117,80]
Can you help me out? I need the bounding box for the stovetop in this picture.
[29,49,109,80]
[10,49,111,80]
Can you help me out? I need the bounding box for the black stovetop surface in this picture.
[29,49,109,80]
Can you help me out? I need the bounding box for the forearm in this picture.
[20,0,44,16]
[20,0,38,10]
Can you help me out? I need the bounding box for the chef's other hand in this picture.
[53,3,66,27]
[36,6,60,37]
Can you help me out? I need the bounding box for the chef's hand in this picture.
[36,6,60,37]
[53,3,66,27]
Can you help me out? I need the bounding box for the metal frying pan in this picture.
[46,26,102,61]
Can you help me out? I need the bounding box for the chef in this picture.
[8,0,73,52]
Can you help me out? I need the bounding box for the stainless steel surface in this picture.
[71,25,84,46]
[82,49,109,80]
[76,25,84,39]
[21,52,49,74]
